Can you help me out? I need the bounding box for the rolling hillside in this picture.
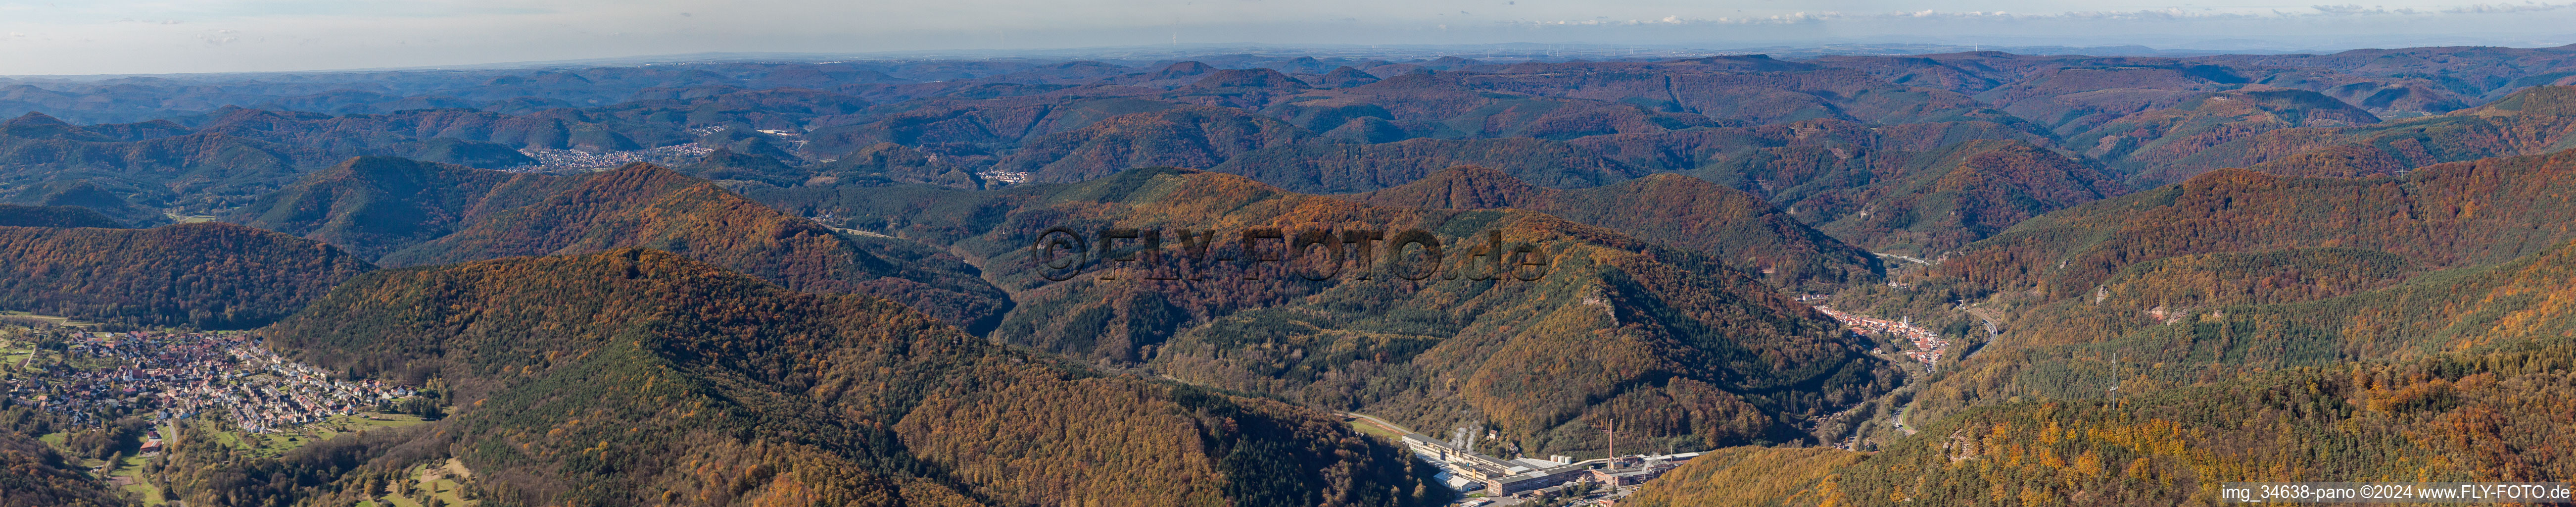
[0,429,125,507]
[19,46,2576,507]
[2160,85,2576,181]
[1353,165,1881,287]
[1632,239,2576,507]
[762,167,1905,455]
[1932,149,2576,301]
[169,249,1443,507]
[222,156,582,259]
[1209,137,1650,193]
[365,162,1012,331]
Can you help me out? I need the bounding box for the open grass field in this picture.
[1351,418,1406,440]
[2,327,47,370]
[363,459,478,507]
[0,310,99,327]
[1341,412,1418,441]
[2,348,31,371]
[193,413,429,458]
[110,452,168,505]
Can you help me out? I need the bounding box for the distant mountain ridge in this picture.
[2126,85,2576,181]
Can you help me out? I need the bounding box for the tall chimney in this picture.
[1607,417,1616,462]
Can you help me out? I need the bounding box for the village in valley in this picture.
[1323,296,1959,506]
[1,320,456,506]
[5,329,417,432]
[1813,306,1948,370]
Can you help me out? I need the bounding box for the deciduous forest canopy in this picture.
[8,43,2576,507]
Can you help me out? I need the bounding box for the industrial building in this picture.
[1398,432,1700,497]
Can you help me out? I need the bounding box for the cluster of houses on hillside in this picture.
[1813,305,1948,369]
[4,331,414,433]
[516,143,715,171]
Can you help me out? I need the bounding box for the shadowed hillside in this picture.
[0,203,127,228]
[3,180,173,228]
[0,429,125,507]
[223,156,581,259]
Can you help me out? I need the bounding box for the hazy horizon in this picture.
[2,0,2574,75]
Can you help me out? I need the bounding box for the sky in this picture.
[2,0,2575,75]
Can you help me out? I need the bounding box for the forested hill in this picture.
[1567,120,2124,255]
[204,248,1443,507]
[1353,165,1882,287]
[1204,137,1653,194]
[1007,105,1316,183]
[1869,148,2576,431]
[2059,88,2384,183]
[1629,239,2576,507]
[222,156,582,259]
[0,111,337,215]
[15,47,2576,506]
[2169,85,2576,180]
[0,422,126,507]
[1786,139,2127,255]
[1932,148,2576,300]
[755,166,1904,456]
[0,203,127,228]
[362,162,1011,331]
[3,180,170,228]
[1908,237,2576,429]
[0,222,375,328]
